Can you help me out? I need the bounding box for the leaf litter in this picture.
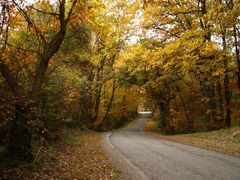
[0,129,120,179]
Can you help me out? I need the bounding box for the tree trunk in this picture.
[222,32,231,127]
[216,81,224,127]
[179,95,193,132]
[77,92,93,124]
[158,102,171,134]
[92,58,106,123]
[202,82,216,124]
[0,60,23,97]
[31,30,66,98]
[1,0,76,159]
[92,79,102,123]
[233,25,240,91]
[226,0,240,91]
[7,101,34,159]
[0,60,32,159]
[103,73,116,122]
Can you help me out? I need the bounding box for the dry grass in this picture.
[0,129,119,179]
[145,119,240,157]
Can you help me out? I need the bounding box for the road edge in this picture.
[101,132,148,180]
[144,118,240,158]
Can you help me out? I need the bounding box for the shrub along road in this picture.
[102,112,240,180]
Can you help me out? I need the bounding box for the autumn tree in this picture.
[0,0,79,158]
[119,0,240,133]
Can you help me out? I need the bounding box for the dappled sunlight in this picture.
[138,111,152,114]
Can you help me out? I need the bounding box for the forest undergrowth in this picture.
[0,129,119,180]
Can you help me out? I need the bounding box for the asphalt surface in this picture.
[102,112,240,180]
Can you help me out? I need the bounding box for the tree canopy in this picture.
[0,0,239,158]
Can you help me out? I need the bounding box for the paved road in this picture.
[102,112,240,180]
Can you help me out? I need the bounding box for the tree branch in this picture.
[28,6,60,17]
[0,59,23,97]
[7,43,40,55]
[12,0,47,44]
[66,0,77,24]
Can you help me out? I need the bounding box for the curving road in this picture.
[102,112,240,180]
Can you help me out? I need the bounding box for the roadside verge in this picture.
[144,118,240,157]
[0,129,119,179]
[101,132,148,180]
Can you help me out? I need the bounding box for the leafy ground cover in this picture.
[145,119,240,157]
[0,129,119,179]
